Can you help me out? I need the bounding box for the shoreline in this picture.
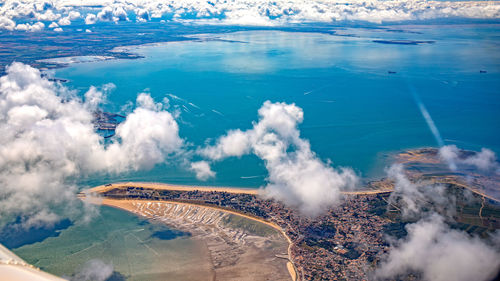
[87,182,260,195]
[86,181,393,197]
[83,181,395,281]
[93,197,298,281]
[84,181,395,280]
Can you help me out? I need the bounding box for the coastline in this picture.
[94,197,297,281]
[84,181,396,281]
[86,181,392,197]
[87,182,260,195]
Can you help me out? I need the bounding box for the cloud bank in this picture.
[0,0,499,31]
[0,62,183,227]
[376,164,500,281]
[201,101,358,216]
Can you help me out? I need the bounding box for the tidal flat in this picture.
[12,206,214,281]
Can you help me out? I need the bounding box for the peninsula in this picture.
[83,148,500,281]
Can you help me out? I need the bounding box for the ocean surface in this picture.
[53,25,500,188]
[10,25,500,280]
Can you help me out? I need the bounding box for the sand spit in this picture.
[88,182,259,195]
[99,198,293,281]
[87,181,392,196]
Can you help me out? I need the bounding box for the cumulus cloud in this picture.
[190,161,215,181]
[387,164,456,219]
[85,13,97,25]
[135,8,150,22]
[15,21,44,32]
[0,16,16,31]
[201,101,358,216]
[97,6,129,22]
[58,16,71,26]
[68,11,81,21]
[439,145,500,173]
[1,0,500,31]
[376,213,500,281]
[0,63,183,227]
[376,164,500,281]
[35,10,60,22]
[71,259,113,281]
[84,83,115,111]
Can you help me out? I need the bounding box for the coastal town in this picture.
[86,148,500,281]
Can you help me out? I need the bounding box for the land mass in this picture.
[82,148,500,281]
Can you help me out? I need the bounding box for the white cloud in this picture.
[48,22,59,28]
[1,0,500,31]
[387,164,456,219]
[135,8,150,22]
[0,63,184,227]
[85,13,97,25]
[35,10,61,22]
[439,145,500,173]
[97,6,129,22]
[201,101,358,216]
[68,11,81,21]
[97,7,114,22]
[58,16,71,26]
[190,161,216,181]
[14,21,44,32]
[84,84,114,111]
[0,16,16,31]
[71,259,113,281]
[377,164,500,281]
[376,213,500,281]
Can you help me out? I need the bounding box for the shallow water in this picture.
[12,206,212,281]
[55,26,500,187]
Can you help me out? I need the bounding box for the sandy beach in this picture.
[95,198,295,281]
[84,181,396,281]
[87,181,392,197]
[87,182,259,195]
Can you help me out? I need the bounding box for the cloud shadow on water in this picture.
[0,218,72,249]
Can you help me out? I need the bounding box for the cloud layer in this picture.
[0,0,499,31]
[0,62,183,227]
[201,101,358,216]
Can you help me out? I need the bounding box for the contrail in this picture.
[409,86,444,147]
[409,85,457,170]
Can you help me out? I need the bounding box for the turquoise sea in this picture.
[54,25,500,188]
[8,24,500,280]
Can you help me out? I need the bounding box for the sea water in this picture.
[55,26,500,187]
[10,25,500,279]
[13,206,212,281]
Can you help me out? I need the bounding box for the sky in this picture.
[1,0,500,32]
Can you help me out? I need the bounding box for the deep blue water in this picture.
[54,25,500,188]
